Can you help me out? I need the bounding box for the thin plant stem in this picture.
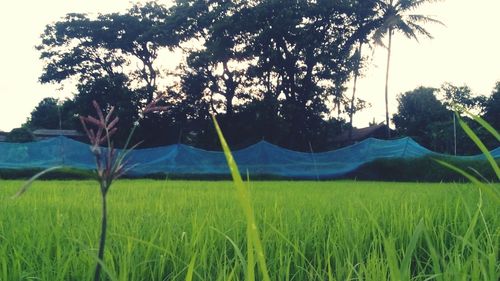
[384,27,392,138]
[94,191,108,281]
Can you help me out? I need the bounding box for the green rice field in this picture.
[0,180,498,281]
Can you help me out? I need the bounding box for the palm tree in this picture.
[347,1,381,142]
[373,0,443,138]
[348,42,362,141]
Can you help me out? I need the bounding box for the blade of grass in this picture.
[91,256,119,281]
[400,219,425,280]
[185,252,197,281]
[434,159,500,203]
[461,192,482,255]
[12,166,62,198]
[227,265,237,281]
[423,228,444,281]
[211,227,248,278]
[266,223,322,278]
[384,238,401,281]
[247,224,255,281]
[212,115,271,281]
[244,170,255,281]
[458,107,500,142]
[455,113,499,180]
[109,232,204,280]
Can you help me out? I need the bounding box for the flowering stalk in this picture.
[80,101,121,281]
[80,96,167,281]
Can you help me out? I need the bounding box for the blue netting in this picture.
[0,136,497,178]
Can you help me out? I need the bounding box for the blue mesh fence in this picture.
[0,136,498,178]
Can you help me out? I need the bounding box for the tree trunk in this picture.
[222,61,235,116]
[384,28,393,139]
[349,42,363,141]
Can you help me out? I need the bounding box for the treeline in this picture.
[9,1,498,153]
[392,83,500,155]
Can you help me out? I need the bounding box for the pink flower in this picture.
[79,100,125,184]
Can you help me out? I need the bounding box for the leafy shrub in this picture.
[6,127,34,143]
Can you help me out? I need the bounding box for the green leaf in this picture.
[423,227,444,281]
[211,227,247,278]
[212,115,271,281]
[459,107,500,142]
[247,225,255,281]
[384,238,401,281]
[434,159,500,203]
[185,252,197,281]
[12,166,62,198]
[400,219,425,279]
[455,113,499,180]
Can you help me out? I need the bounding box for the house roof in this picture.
[32,129,84,137]
[334,124,388,143]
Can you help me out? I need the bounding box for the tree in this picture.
[237,0,380,149]
[372,0,443,137]
[24,98,60,129]
[167,0,381,149]
[484,81,500,131]
[38,13,125,84]
[72,74,139,146]
[37,2,176,105]
[346,1,384,140]
[35,0,414,150]
[437,83,489,154]
[440,83,486,113]
[172,0,251,116]
[6,128,34,143]
[24,97,77,130]
[36,2,190,147]
[394,85,495,154]
[392,87,450,150]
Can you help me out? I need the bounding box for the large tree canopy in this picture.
[391,85,495,154]
[35,0,452,151]
[37,2,176,104]
[24,97,77,130]
[392,87,450,150]
[484,82,500,131]
[170,0,383,148]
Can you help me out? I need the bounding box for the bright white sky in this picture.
[0,0,499,132]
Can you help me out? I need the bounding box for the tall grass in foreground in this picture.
[12,98,168,281]
[78,101,130,281]
[212,116,270,281]
[211,110,498,281]
[0,180,498,280]
[436,109,500,202]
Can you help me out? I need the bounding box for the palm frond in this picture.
[372,0,442,45]
[376,0,391,11]
[397,0,442,11]
[396,21,418,41]
[406,21,433,39]
[408,14,444,26]
[372,27,388,47]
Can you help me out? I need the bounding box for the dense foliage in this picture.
[26,0,496,153]
[33,0,395,151]
[392,85,498,154]
[5,128,34,143]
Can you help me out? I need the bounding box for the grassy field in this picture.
[0,180,498,281]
